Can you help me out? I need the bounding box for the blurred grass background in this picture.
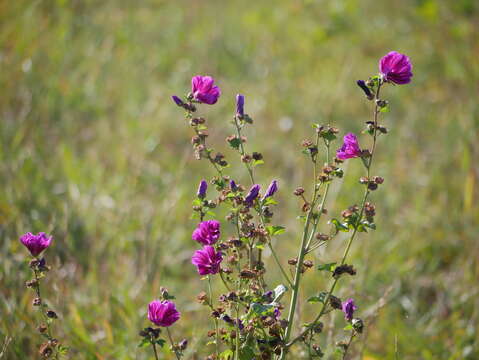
[0,0,478,359]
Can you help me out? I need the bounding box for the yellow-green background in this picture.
[1,0,478,359]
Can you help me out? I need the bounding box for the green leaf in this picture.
[317,262,336,272]
[220,349,234,359]
[156,339,166,347]
[249,303,275,318]
[344,324,354,331]
[266,225,285,236]
[227,136,242,150]
[138,338,151,348]
[262,197,278,206]
[330,219,349,232]
[307,291,329,304]
[252,159,264,167]
[239,345,256,360]
[379,104,390,113]
[255,243,265,250]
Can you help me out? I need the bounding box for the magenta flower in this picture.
[192,220,221,245]
[148,300,180,327]
[341,298,357,321]
[262,180,278,200]
[19,232,52,257]
[336,133,362,160]
[191,245,223,275]
[379,51,413,85]
[191,75,221,104]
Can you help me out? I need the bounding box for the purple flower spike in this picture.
[341,298,357,321]
[191,245,223,275]
[148,300,180,327]
[192,220,221,245]
[379,51,413,85]
[172,95,184,107]
[230,180,238,192]
[236,94,245,117]
[262,180,278,200]
[336,133,362,160]
[191,75,221,105]
[19,232,52,257]
[197,179,208,199]
[244,184,261,206]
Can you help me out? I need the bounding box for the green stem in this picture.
[285,83,383,349]
[151,341,160,360]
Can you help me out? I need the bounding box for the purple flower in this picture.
[172,95,184,107]
[192,220,221,245]
[336,133,362,160]
[262,180,278,200]
[191,245,223,275]
[19,232,52,257]
[379,51,413,85]
[230,180,238,192]
[191,75,221,105]
[236,94,245,117]
[197,179,208,199]
[148,300,180,327]
[244,184,261,206]
[341,298,357,321]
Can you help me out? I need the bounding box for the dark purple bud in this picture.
[230,180,238,192]
[172,95,184,107]
[356,80,374,100]
[236,94,245,117]
[244,184,261,207]
[262,180,278,200]
[197,179,208,199]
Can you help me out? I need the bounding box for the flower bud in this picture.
[293,187,305,196]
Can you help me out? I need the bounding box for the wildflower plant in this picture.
[19,232,68,358]
[171,53,412,359]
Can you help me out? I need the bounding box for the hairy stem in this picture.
[166,328,181,360]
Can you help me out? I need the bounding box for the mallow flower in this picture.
[236,94,245,117]
[336,133,362,160]
[244,184,261,206]
[379,51,413,85]
[148,300,180,327]
[341,298,357,321]
[262,180,278,200]
[192,220,221,245]
[197,179,208,199]
[19,232,52,257]
[191,75,221,104]
[191,245,223,275]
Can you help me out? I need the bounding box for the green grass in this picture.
[1,0,478,358]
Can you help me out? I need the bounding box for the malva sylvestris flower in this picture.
[262,180,278,200]
[197,179,208,199]
[379,51,413,85]
[19,232,52,257]
[336,133,362,160]
[342,298,357,321]
[236,94,245,117]
[191,75,221,105]
[192,220,221,245]
[244,184,261,206]
[147,300,180,327]
[191,245,223,275]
